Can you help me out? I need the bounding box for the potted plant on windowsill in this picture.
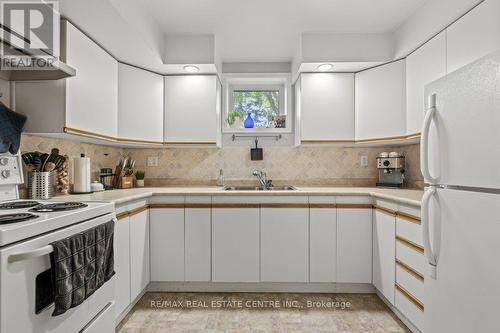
[134,170,145,187]
[227,110,242,129]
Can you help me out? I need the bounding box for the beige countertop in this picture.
[59,186,423,207]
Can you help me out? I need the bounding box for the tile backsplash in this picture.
[20,134,423,189]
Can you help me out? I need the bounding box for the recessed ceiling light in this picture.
[316,64,333,72]
[183,65,199,73]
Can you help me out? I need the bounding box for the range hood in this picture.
[0,24,76,81]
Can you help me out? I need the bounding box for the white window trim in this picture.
[222,74,292,134]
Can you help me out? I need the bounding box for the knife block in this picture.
[119,176,134,189]
[113,165,134,189]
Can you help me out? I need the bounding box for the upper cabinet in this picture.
[298,73,355,143]
[164,75,221,145]
[63,21,118,138]
[118,64,164,143]
[16,20,119,138]
[447,0,500,73]
[355,60,406,141]
[406,32,446,135]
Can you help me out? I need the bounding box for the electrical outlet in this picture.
[147,156,159,167]
[360,155,368,167]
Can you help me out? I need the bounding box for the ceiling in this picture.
[60,0,430,73]
[144,0,428,63]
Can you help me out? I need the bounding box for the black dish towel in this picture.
[50,220,115,316]
[0,101,26,154]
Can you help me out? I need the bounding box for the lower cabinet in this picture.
[337,207,373,283]
[185,206,211,281]
[150,208,185,281]
[114,214,130,318]
[129,209,150,300]
[260,207,309,282]
[309,204,337,283]
[373,209,396,304]
[212,208,260,282]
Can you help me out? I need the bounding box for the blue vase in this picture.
[244,112,254,128]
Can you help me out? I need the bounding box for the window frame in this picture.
[222,74,292,133]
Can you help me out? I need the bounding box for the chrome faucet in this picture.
[252,170,273,189]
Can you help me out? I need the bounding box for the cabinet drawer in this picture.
[396,261,424,303]
[395,285,424,331]
[396,216,422,247]
[396,238,425,275]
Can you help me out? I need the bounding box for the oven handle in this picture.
[7,216,117,263]
[8,245,54,263]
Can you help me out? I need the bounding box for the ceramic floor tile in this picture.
[117,293,410,333]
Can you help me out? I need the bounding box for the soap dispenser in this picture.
[217,169,225,187]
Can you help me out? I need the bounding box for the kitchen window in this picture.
[224,76,291,133]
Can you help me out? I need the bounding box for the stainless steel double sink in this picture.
[224,186,296,191]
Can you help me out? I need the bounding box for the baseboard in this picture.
[375,290,422,333]
[115,288,147,327]
[147,281,375,293]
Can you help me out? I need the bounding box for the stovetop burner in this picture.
[0,201,40,209]
[29,202,88,212]
[0,213,39,224]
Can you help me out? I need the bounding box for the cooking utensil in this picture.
[250,139,263,161]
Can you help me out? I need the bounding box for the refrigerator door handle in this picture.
[421,94,439,184]
[422,186,438,279]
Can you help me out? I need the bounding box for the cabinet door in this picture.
[150,208,185,281]
[64,21,118,137]
[212,208,260,282]
[165,75,218,143]
[337,208,372,283]
[406,31,446,135]
[129,210,150,300]
[355,59,406,140]
[373,209,396,305]
[118,63,164,142]
[310,207,337,282]
[114,216,130,318]
[185,207,211,281]
[446,0,500,73]
[261,208,308,282]
[300,73,355,141]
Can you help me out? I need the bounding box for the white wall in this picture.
[393,0,484,58]
[0,77,11,107]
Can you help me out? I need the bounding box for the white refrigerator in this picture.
[421,49,500,333]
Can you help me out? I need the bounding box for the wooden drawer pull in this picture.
[396,259,424,281]
[396,235,424,254]
[396,283,424,311]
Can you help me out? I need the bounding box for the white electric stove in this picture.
[0,152,116,333]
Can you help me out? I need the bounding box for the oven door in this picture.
[0,213,116,333]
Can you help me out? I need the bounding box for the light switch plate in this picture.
[147,156,159,167]
[360,155,368,167]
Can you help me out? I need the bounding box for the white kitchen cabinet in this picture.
[260,208,309,282]
[355,59,406,141]
[15,20,118,138]
[309,205,337,283]
[446,0,500,73]
[299,73,355,142]
[118,63,164,143]
[129,209,150,300]
[337,208,372,283]
[114,215,130,319]
[212,208,260,282]
[372,209,396,305]
[406,31,447,135]
[150,208,185,281]
[185,206,211,281]
[64,20,118,137]
[164,75,220,144]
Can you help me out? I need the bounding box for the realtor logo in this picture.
[0,0,60,70]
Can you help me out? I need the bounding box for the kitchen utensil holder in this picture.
[28,172,54,199]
